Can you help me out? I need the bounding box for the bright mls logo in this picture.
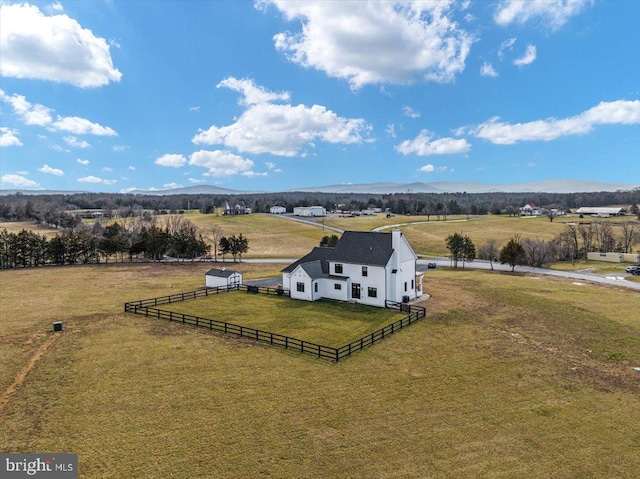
[1,454,77,478]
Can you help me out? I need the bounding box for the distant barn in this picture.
[575,207,626,217]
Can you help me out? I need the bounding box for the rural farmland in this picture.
[1,243,639,477]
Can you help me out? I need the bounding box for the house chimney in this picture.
[392,228,401,251]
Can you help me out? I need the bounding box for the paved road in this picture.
[416,257,640,291]
[260,213,640,291]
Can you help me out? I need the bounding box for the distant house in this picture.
[520,203,542,216]
[575,207,626,217]
[223,200,251,215]
[293,206,326,217]
[281,229,423,308]
[205,268,242,288]
[270,206,286,214]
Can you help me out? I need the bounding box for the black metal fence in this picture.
[124,287,425,362]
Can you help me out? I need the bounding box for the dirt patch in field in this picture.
[0,333,59,418]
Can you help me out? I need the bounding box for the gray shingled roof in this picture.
[205,268,238,278]
[331,231,393,266]
[281,231,395,275]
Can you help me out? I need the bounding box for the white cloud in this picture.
[1,173,38,187]
[188,178,205,183]
[385,124,397,138]
[513,45,537,66]
[264,0,474,88]
[102,167,114,172]
[494,0,591,29]
[113,145,130,152]
[155,153,186,168]
[403,106,421,118]
[0,127,22,147]
[242,171,268,178]
[0,3,122,87]
[78,175,116,184]
[128,166,135,170]
[38,164,64,176]
[189,150,255,177]
[396,130,471,156]
[498,37,517,60]
[63,136,91,148]
[0,90,52,126]
[52,144,69,152]
[419,164,435,172]
[189,106,200,112]
[46,2,64,14]
[77,158,90,165]
[194,78,370,156]
[163,182,183,189]
[266,162,276,170]
[1,90,117,136]
[217,77,290,106]
[471,100,640,144]
[51,116,117,136]
[480,62,498,77]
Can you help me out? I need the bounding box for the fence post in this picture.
[169,311,173,322]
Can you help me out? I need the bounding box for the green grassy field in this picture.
[158,292,406,347]
[1,264,639,478]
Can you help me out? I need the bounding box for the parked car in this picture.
[427,262,437,269]
[625,265,639,274]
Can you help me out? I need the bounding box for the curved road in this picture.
[264,213,640,291]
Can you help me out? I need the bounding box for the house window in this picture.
[404,282,407,291]
[411,279,414,289]
[362,266,368,277]
[314,282,318,293]
[335,263,343,274]
[334,283,342,290]
[297,282,305,292]
[368,287,377,298]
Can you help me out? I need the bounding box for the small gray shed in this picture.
[205,268,242,288]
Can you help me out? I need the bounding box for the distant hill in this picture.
[124,185,257,196]
[1,180,637,196]
[288,180,640,194]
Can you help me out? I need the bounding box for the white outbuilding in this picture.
[270,206,286,214]
[205,268,242,288]
[293,206,326,217]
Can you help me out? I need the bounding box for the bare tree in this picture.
[478,239,500,270]
[593,222,615,252]
[578,224,595,254]
[522,238,557,267]
[543,208,557,222]
[620,221,640,254]
[555,224,580,261]
[207,224,224,261]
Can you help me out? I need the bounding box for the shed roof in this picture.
[205,268,238,278]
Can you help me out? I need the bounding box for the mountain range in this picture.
[1,180,638,196]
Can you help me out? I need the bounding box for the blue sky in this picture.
[1,0,639,193]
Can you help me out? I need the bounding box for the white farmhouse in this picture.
[205,268,242,288]
[270,206,286,214]
[281,230,423,307]
[293,206,326,217]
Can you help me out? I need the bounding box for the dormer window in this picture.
[335,263,343,274]
[362,266,368,277]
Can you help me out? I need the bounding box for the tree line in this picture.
[2,190,639,222]
[446,220,640,272]
[0,216,249,269]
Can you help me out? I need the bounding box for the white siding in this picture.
[205,272,242,288]
[333,262,386,307]
[288,267,315,301]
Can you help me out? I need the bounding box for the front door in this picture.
[352,283,361,299]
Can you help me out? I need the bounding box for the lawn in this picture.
[1,264,640,478]
[158,291,406,347]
